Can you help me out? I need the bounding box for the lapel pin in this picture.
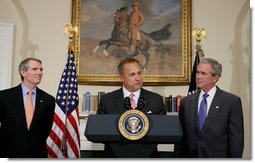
[40,100,43,103]
[216,106,220,109]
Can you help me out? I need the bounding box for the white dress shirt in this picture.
[198,86,217,116]
[122,86,141,108]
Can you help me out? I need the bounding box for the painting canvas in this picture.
[72,0,191,85]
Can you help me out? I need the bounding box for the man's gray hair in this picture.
[200,58,222,77]
[18,57,42,81]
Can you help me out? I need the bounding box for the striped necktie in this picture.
[129,93,136,109]
[198,93,209,131]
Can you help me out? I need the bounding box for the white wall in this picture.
[0,0,250,158]
[0,23,13,90]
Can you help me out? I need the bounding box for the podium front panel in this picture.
[85,114,182,143]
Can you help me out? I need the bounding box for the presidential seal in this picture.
[118,109,149,140]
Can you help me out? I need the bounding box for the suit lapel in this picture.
[113,88,126,114]
[203,88,223,134]
[14,85,28,129]
[139,88,148,112]
[188,93,200,132]
[29,88,45,130]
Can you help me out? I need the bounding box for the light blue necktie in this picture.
[198,93,209,131]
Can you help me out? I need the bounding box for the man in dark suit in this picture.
[0,58,55,158]
[97,57,166,157]
[175,58,244,158]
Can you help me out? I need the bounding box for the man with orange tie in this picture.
[0,58,55,158]
[97,57,166,157]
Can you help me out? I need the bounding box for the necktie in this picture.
[25,90,34,129]
[129,93,136,109]
[198,93,209,131]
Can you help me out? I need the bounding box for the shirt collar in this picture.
[21,83,36,96]
[122,86,141,98]
[200,86,217,98]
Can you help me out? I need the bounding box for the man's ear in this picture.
[20,70,26,78]
[212,75,220,84]
[119,74,124,81]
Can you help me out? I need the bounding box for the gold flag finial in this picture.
[192,27,206,57]
[192,27,206,46]
[64,23,78,51]
[64,23,78,39]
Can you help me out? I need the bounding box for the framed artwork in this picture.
[72,0,191,86]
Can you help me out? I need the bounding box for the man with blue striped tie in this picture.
[175,58,244,158]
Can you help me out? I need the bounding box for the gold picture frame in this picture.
[72,0,191,86]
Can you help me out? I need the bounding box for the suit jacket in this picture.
[97,87,166,115]
[97,87,166,157]
[175,87,244,158]
[0,84,55,158]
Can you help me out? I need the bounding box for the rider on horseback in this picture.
[129,2,144,52]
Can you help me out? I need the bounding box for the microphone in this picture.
[136,98,145,110]
[124,97,131,110]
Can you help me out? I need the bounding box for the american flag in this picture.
[188,52,200,95]
[47,50,80,158]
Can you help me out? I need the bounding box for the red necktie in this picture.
[25,90,34,129]
[129,93,136,109]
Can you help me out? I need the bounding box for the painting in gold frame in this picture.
[72,0,191,86]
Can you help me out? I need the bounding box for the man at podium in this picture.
[97,57,166,157]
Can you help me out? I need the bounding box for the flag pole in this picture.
[188,27,207,95]
[61,23,78,156]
